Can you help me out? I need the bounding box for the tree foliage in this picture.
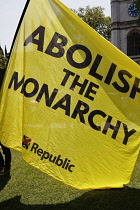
[71,6,111,40]
[0,48,7,69]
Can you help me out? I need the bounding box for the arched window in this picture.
[127,31,140,56]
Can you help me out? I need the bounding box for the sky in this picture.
[0,0,111,52]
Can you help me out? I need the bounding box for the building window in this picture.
[127,32,140,56]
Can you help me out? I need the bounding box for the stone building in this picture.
[111,0,140,64]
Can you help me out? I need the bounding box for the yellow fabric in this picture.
[0,0,140,189]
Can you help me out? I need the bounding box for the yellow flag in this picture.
[0,0,140,190]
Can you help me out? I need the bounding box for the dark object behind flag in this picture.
[0,69,6,89]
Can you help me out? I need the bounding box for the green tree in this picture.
[134,0,140,26]
[0,47,7,69]
[71,6,111,40]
